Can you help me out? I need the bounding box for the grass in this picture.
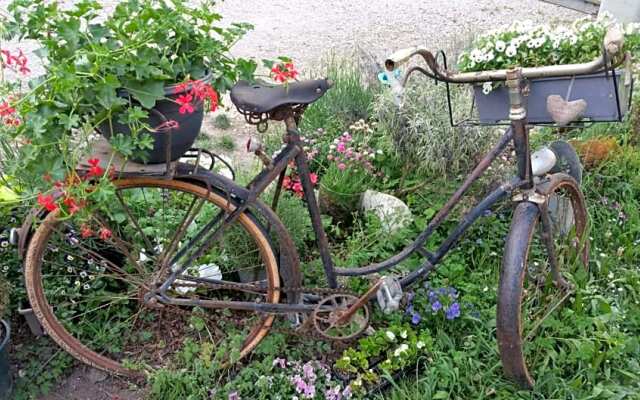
[214,134,236,152]
[213,113,232,130]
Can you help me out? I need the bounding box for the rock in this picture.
[360,190,412,233]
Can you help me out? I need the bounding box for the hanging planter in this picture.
[97,74,213,164]
[0,320,11,400]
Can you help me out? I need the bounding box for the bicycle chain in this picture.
[175,280,359,297]
[170,281,363,339]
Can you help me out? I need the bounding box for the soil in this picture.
[0,0,584,398]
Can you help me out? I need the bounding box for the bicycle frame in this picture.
[153,69,540,314]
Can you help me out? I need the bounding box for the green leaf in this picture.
[433,391,449,399]
[123,80,165,109]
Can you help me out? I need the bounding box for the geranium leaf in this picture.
[123,80,164,109]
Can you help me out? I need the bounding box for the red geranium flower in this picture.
[37,193,57,212]
[284,63,299,80]
[176,94,194,114]
[63,197,81,214]
[271,66,289,83]
[87,158,104,178]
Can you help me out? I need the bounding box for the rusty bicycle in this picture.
[17,27,630,389]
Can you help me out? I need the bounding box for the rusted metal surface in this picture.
[335,126,515,276]
[313,294,370,340]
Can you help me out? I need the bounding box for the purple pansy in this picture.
[411,312,422,325]
[445,302,461,320]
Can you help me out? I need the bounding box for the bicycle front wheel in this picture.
[24,177,281,376]
[497,173,589,388]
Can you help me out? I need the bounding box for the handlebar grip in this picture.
[385,46,422,70]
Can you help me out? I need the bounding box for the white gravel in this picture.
[2,0,582,71]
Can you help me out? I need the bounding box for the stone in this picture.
[360,190,412,233]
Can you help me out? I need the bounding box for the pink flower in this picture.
[338,163,346,171]
[292,181,303,194]
[327,154,334,161]
[98,227,112,241]
[228,391,240,400]
[336,142,346,153]
[309,173,318,185]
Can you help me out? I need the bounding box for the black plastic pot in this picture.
[98,75,210,164]
[0,320,11,400]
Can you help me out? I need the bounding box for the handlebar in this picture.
[385,26,626,86]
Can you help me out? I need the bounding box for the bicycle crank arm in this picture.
[335,279,383,326]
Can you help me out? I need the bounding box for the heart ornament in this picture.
[546,94,587,126]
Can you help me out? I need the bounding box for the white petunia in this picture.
[385,331,396,342]
[495,40,506,52]
[482,82,493,95]
[527,40,536,49]
[506,46,517,57]
[484,51,495,62]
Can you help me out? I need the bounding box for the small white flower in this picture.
[66,255,75,261]
[484,51,495,62]
[168,30,176,38]
[385,331,396,342]
[99,37,108,44]
[527,40,536,49]
[400,330,407,339]
[495,40,506,52]
[80,271,87,278]
[506,46,517,57]
[83,283,91,290]
[482,82,493,95]
[57,39,67,47]
[416,341,425,349]
[74,280,81,287]
[170,54,178,60]
[393,344,409,357]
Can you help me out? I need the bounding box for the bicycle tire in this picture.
[24,177,285,376]
[497,173,589,388]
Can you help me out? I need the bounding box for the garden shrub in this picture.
[373,79,492,178]
[300,56,379,138]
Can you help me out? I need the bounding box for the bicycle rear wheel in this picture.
[25,177,281,376]
[497,173,589,388]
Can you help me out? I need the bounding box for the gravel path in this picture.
[0,1,585,399]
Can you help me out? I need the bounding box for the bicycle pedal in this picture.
[376,276,403,314]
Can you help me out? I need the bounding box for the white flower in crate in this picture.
[482,82,493,95]
[495,40,506,52]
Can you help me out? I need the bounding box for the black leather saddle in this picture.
[230,78,331,114]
